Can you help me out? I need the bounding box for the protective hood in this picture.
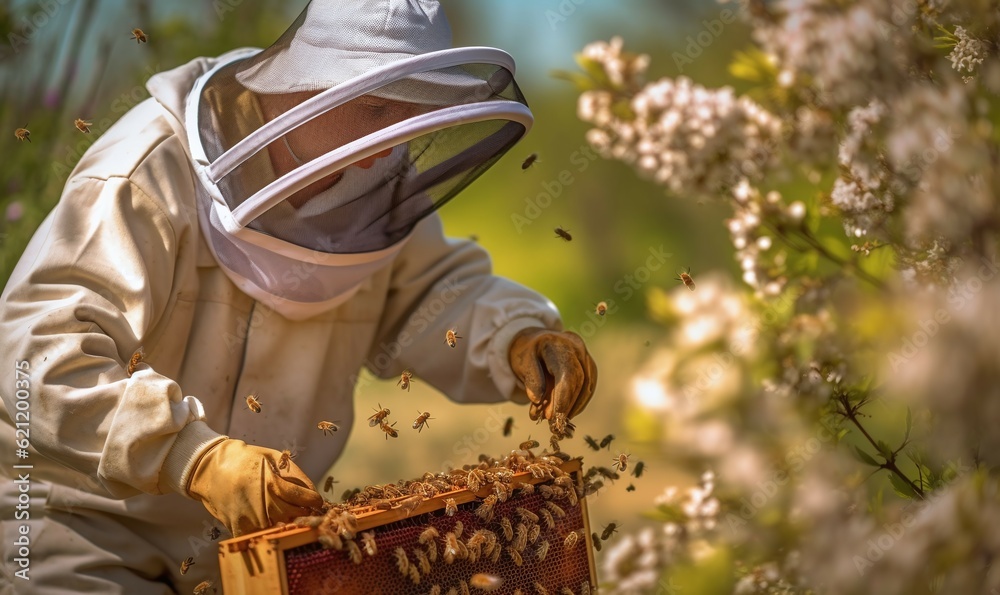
[158,0,533,320]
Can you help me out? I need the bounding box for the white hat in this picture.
[235,0,484,104]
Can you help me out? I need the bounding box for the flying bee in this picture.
[379,420,399,440]
[554,227,572,242]
[208,526,222,540]
[626,483,636,492]
[595,301,608,316]
[324,476,340,493]
[564,530,579,550]
[245,392,262,413]
[130,28,147,43]
[368,404,390,427]
[127,348,144,377]
[277,449,294,470]
[398,370,413,391]
[676,267,696,291]
[14,125,30,142]
[73,118,93,134]
[521,152,539,170]
[444,497,458,517]
[503,416,514,437]
[632,461,646,478]
[317,420,340,435]
[192,580,214,595]
[179,557,194,575]
[519,438,540,451]
[591,532,602,552]
[599,434,615,450]
[444,328,462,348]
[612,452,630,473]
[470,573,503,591]
[583,435,600,451]
[412,411,433,432]
[601,522,620,540]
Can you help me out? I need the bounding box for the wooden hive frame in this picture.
[218,459,597,594]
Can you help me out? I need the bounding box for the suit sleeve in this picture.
[364,213,562,404]
[0,176,222,498]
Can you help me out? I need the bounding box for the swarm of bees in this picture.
[245,392,262,413]
[317,420,339,435]
[126,348,144,377]
[412,411,433,432]
[444,328,461,348]
[75,118,92,134]
[14,125,30,142]
[676,267,696,291]
[130,28,147,44]
[398,370,413,391]
[554,227,573,242]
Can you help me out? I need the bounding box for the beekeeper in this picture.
[0,0,597,592]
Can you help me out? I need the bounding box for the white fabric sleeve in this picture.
[0,176,220,498]
[365,213,562,403]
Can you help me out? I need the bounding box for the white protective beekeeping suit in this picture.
[0,1,560,592]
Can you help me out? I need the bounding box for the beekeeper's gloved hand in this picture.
[508,328,597,434]
[186,438,324,537]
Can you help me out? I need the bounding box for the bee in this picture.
[612,452,630,473]
[554,227,572,242]
[521,152,539,170]
[398,494,421,515]
[534,582,549,595]
[476,494,497,522]
[324,476,339,493]
[626,483,636,492]
[443,532,460,564]
[412,411,433,432]
[676,267,696,291]
[453,520,464,539]
[414,547,431,574]
[317,420,340,435]
[444,328,462,348]
[552,413,575,438]
[277,449,294,470]
[508,548,524,566]
[208,526,222,540]
[444,497,458,517]
[470,573,503,591]
[71,118,94,134]
[536,539,550,562]
[430,586,442,595]
[419,526,439,544]
[398,370,414,391]
[369,404,390,426]
[130,28,148,43]
[583,435,600,451]
[519,438,540,451]
[192,580,213,595]
[499,516,514,541]
[563,530,579,550]
[602,522,619,540]
[408,564,421,585]
[394,547,409,575]
[127,348,144,377]
[426,539,438,563]
[380,420,399,440]
[245,392,262,413]
[528,523,541,544]
[581,582,592,595]
[543,501,566,519]
[514,522,528,552]
[361,531,377,556]
[595,301,608,316]
[179,557,194,575]
[591,532,602,552]
[503,416,515,437]
[346,540,362,564]
[516,507,539,524]
[14,125,30,142]
[633,461,646,478]
[539,508,555,530]
[460,580,472,595]
[599,434,615,450]
[468,234,480,242]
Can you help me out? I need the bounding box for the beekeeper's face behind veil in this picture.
[185,0,533,320]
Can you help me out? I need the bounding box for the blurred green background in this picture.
[0,0,754,571]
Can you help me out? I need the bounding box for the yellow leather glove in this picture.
[186,439,324,537]
[508,328,598,434]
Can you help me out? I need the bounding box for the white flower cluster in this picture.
[657,471,721,535]
[578,39,782,197]
[727,182,801,294]
[831,100,895,237]
[948,26,987,78]
[578,36,649,90]
[756,0,906,108]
